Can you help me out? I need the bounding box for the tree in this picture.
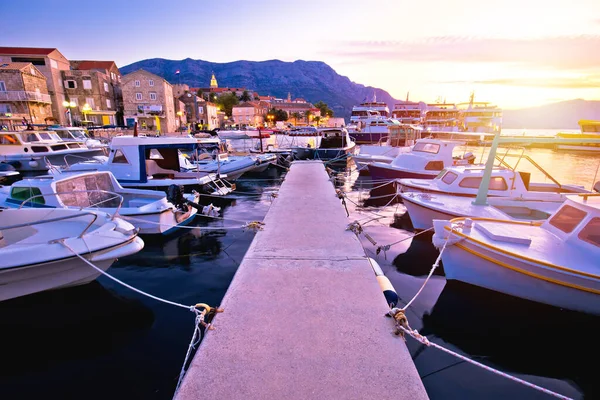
[291,112,301,126]
[196,89,204,99]
[313,116,322,126]
[270,108,288,122]
[304,110,312,125]
[215,92,239,117]
[314,101,334,117]
[239,90,252,102]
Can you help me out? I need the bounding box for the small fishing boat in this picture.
[352,124,423,173]
[64,135,234,195]
[0,207,144,301]
[291,127,356,161]
[367,138,476,181]
[431,193,600,315]
[0,170,204,235]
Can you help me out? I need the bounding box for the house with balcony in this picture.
[0,47,71,125]
[69,60,123,125]
[0,62,52,128]
[122,69,176,133]
[61,68,118,126]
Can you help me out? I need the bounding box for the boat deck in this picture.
[175,160,427,400]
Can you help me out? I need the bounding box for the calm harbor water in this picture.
[1,136,599,399]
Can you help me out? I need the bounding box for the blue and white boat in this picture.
[0,170,203,235]
[63,135,234,195]
[291,127,356,161]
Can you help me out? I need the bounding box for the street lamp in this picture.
[62,100,76,126]
[176,111,183,131]
[267,114,274,127]
[82,103,92,126]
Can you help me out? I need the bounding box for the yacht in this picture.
[352,124,423,173]
[391,101,423,125]
[0,207,144,301]
[555,120,600,152]
[349,100,390,124]
[63,135,234,195]
[367,138,476,181]
[422,103,459,132]
[48,126,108,150]
[457,97,502,134]
[431,193,600,315]
[347,111,402,144]
[0,170,203,235]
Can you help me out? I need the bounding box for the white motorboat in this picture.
[0,207,144,301]
[0,130,105,173]
[291,128,356,161]
[352,124,422,173]
[62,135,234,195]
[0,170,204,235]
[399,144,591,230]
[432,193,600,315]
[367,138,476,181]
[48,126,109,150]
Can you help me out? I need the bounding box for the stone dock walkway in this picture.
[176,161,428,400]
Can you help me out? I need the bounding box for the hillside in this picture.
[502,99,600,129]
[120,58,398,121]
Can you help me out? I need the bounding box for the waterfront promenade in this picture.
[176,161,427,400]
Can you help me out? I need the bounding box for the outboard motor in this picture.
[166,184,188,212]
[594,180,600,193]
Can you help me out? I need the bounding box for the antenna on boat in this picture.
[469,91,475,107]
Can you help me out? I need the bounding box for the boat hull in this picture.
[348,132,387,144]
[0,237,144,301]
[368,163,438,182]
[441,240,600,315]
[402,195,459,230]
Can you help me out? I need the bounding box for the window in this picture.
[106,99,112,109]
[110,72,116,80]
[0,104,11,113]
[71,98,79,107]
[82,80,92,89]
[149,79,154,86]
[424,161,444,171]
[65,80,77,89]
[413,142,441,154]
[458,176,508,190]
[579,217,600,248]
[50,59,58,69]
[103,82,109,92]
[0,81,5,92]
[150,92,157,101]
[112,149,129,164]
[549,205,587,233]
[148,149,164,159]
[135,80,140,87]
[441,171,458,184]
[86,98,95,109]
[135,93,142,101]
[10,187,44,204]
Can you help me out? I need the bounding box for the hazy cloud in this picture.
[436,76,600,89]
[327,36,600,70]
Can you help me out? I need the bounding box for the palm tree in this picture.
[314,116,322,126]
[239,90,252,102]
[304,110,312,125]
[291,112,301,126]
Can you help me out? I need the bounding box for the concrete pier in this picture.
[176,161,428,400]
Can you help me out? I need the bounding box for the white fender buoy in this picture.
[368,258,399,308]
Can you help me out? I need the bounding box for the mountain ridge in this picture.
[120,58,600,128]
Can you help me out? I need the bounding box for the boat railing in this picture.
[18,190,124,220]
[493,147,563,189]
[43,156,62,175]
[0,211,99,238]
[63,153,104,168]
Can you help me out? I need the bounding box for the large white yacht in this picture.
[422,102,459,132]
[391,101,423,125]
[349,99,390,124]
[457,94,502,133]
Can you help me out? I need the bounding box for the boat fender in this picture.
[594,180,600,193]
[376,275,399,308]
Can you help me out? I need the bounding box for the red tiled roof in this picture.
[71,60,117,71]
[0,47,57,55]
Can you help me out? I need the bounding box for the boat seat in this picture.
[145,159,176,179]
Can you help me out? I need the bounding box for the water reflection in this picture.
[421,281,599,398]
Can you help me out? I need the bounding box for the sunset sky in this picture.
[3,0,600,109]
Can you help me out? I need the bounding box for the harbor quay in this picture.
[175,161,428,400]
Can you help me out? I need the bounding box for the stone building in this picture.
[0,47,71,125]
[232,101,269,127]
[69,60,123,125]
[0,62,52,128]
[61,67,118,126]
[122,69,176,133]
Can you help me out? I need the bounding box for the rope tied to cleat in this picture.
[346,220,377,245]
[336,189,349,217]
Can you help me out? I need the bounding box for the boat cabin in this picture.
[542,194,600,251]
[389,139,467,172]
[387,124,423,147]
[0,130,87,155]
[317,128,352,149]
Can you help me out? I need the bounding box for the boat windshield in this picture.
[578,217,600,248]
[413,142,440,154]
[70,129,89,139]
